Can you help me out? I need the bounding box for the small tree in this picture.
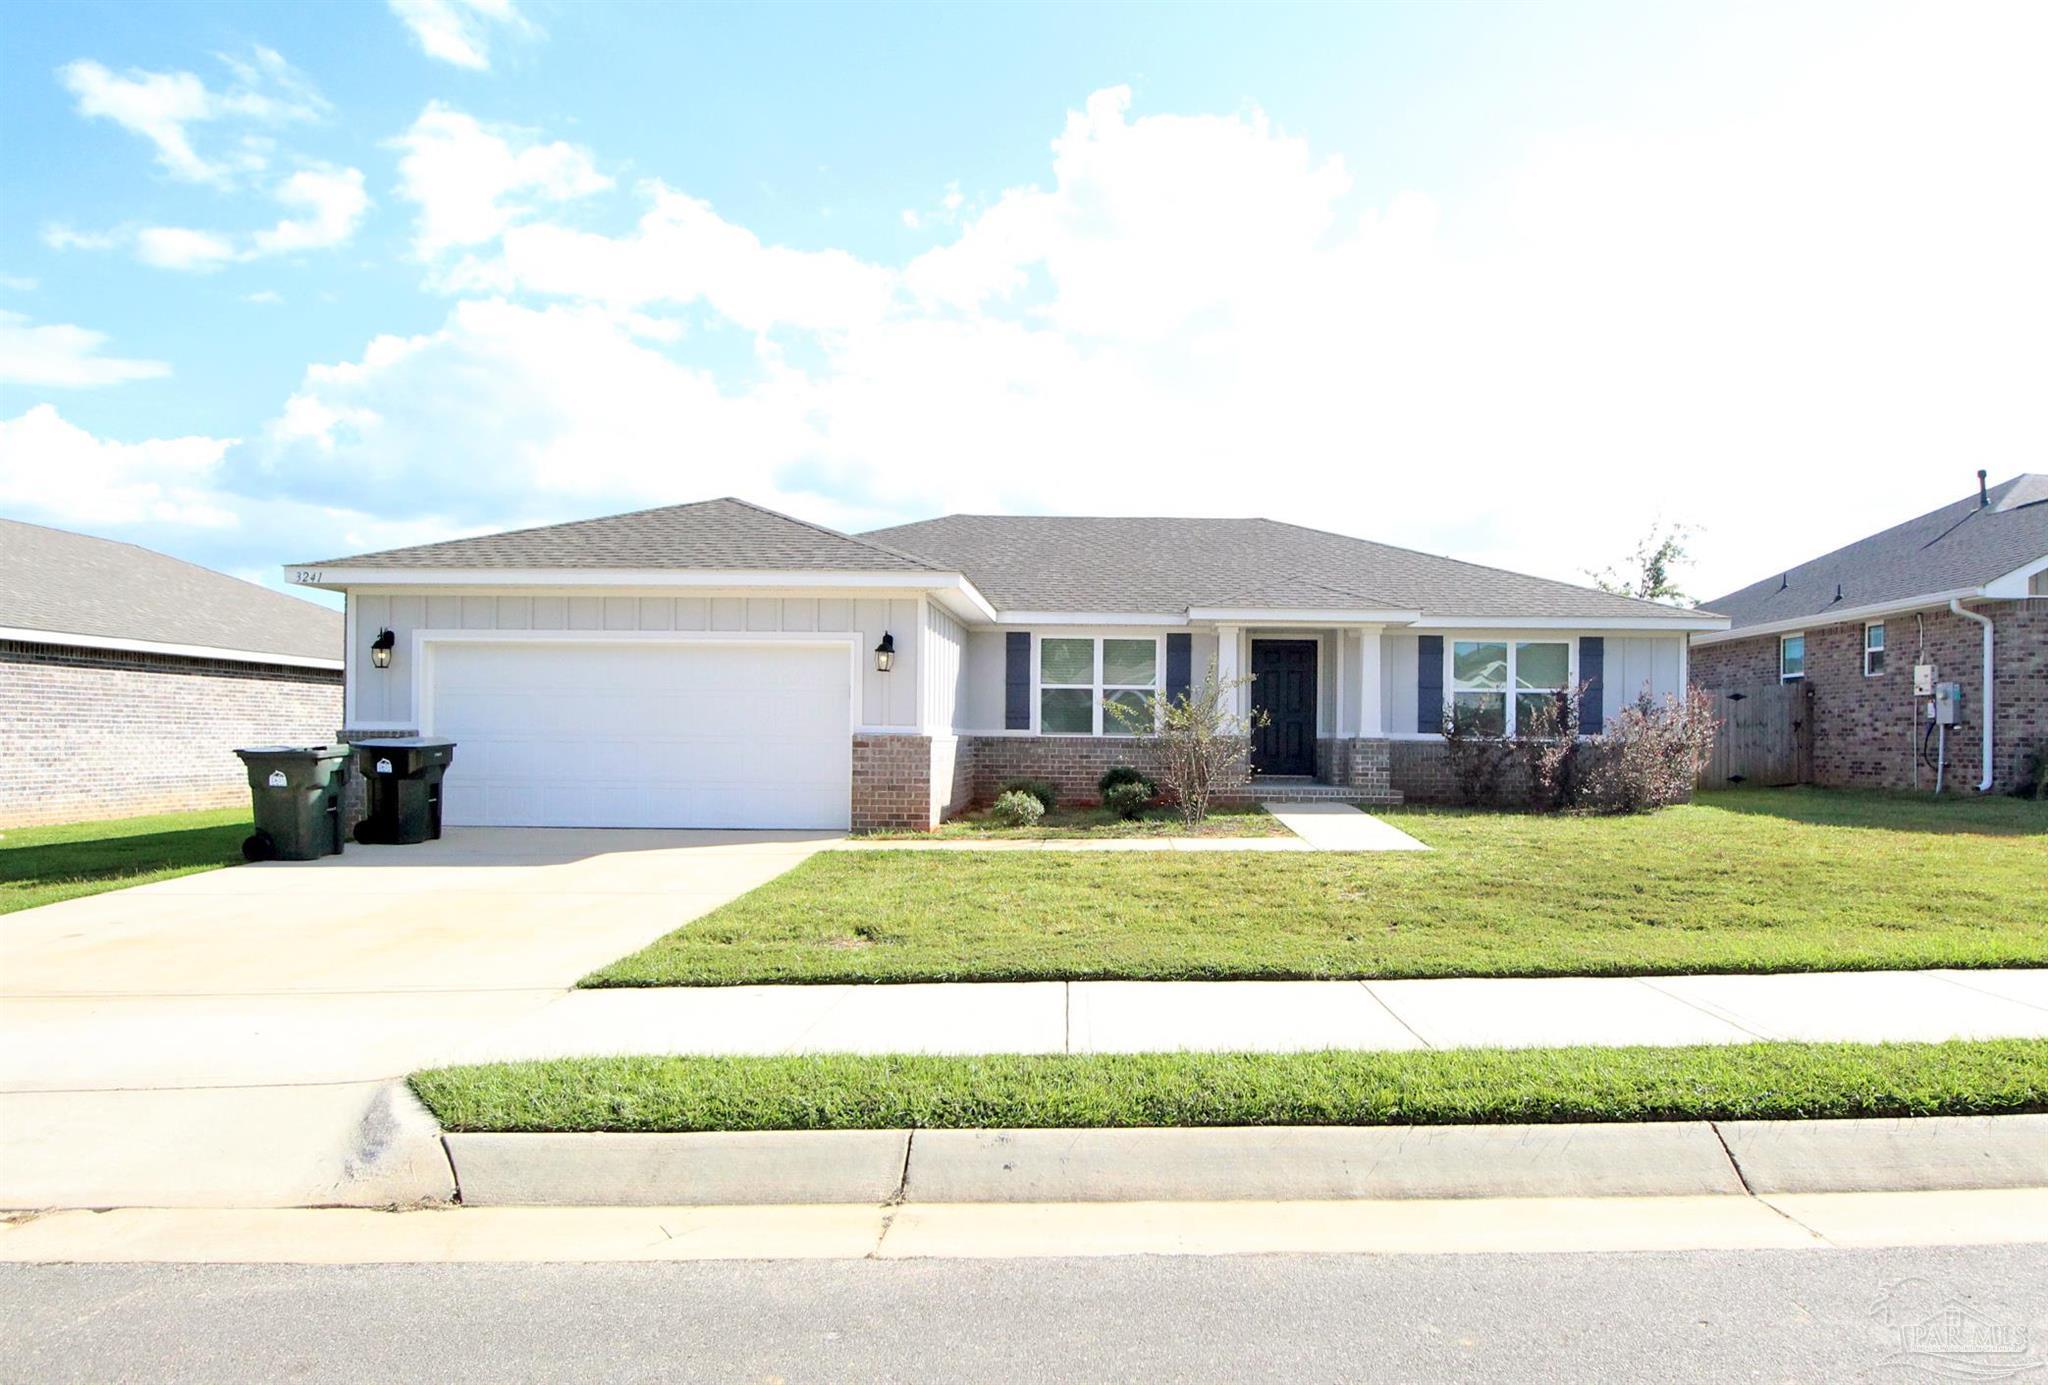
[1107,663,1268,828]
[1587,521,1698,605]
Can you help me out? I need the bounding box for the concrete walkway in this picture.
[460,968,2048,1063]
[0,828,835,1208]
[831,802,1426,853]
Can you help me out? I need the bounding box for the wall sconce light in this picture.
[874,632,895,673]
[370,628,396,670]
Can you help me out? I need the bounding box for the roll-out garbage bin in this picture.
[233,745,351,861]
[352,738,457,845]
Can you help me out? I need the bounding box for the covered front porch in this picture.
[1211,622,1401,804]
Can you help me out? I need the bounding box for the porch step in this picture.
[1222,783,1404,806]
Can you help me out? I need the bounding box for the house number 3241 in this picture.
[291,570,324,585]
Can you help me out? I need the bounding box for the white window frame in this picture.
[1034,632,1164,736]
[1780,632,1806,682]
[1863,621,1885,678]
[1445,636,1576,737]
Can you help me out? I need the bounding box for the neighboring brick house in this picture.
[1,519,343,827]
[291,498,1720,831]
[1690,473,2048,794]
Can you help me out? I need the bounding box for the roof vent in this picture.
[1979,469,1990,507]
[1834,583,1844,602]
[1778,573,1788,591]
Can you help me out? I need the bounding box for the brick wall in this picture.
[961,735,1157,807]
[1690,601,2045,792]
[1388,739,1541,805]
[851,732,934,831]
[1314,738,1395,797]
[0,640,342,828]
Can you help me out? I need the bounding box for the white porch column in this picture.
[1216,625,1242,715]
[1356,626,1384,738]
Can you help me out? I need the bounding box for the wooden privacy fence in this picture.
[1699,682,1812,788]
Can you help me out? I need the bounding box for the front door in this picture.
[1250,639,1317,776]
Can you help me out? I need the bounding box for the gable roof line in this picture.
[713,496,944,572]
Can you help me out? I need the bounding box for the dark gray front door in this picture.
[1250,639,1317,776]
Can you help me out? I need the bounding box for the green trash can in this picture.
[352,738,457,845]
[234,745,351,861]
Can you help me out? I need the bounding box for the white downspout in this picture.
[1948,598,1995,792]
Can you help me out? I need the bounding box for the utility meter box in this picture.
[1931,682,1964,725]
[1913,664,1936,696]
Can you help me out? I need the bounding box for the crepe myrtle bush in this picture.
[987,790,1046,828]
[1107,664,1267,828]
[1578,687,1717,813]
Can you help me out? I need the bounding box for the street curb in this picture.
[439,1116,2048,1207]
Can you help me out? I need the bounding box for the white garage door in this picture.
[426,640,852,829]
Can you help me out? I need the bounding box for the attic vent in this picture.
[1778,574,1788,591]
[1979,469,1990,507]
[1833,583,1844,602]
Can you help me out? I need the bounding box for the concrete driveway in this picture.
[0,828,833,1208]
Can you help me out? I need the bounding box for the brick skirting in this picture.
[851,733,935,831]
[0,640,342,828]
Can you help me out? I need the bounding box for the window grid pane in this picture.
[1515,641,1569,690]
[1453,641,1508,690]
[1040,637,1094,686]
[1040,687,1093,734]
[1102,639,1157,687]
[1104,689,1152,732]
[1782,636,1805,678]
[1453,690,1506,737]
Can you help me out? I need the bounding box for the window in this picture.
[1450,639,1571,736]
[1038,635,1159,735]
[1781,634,1806,682]
[1864,622,1885,677]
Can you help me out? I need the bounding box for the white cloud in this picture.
[0,404,235,527]
[388,0,537,70]
[0,273,36,292]
[244,290,285,305]
[42,225,120,252]
[251,165,372,254]
[490,182,895,332]
[392,104,609,256]
[56,50,323,186]
[134,225,240,271]
[0,312,170,387]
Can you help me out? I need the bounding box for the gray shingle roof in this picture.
[860,514,1704,620]
[297,498,940,573]
[1,518,342,662]
[1704,474,2048,630]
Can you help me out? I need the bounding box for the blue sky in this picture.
[2,0,2042,607]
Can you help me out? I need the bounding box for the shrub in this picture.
[1579,688,1718,813]
[1101,780,1153,820]
[1510,682,1594,812]
[998,778,1057,813]
[987,790,1046,828]
[1106,662,1267,827]
[2013,743,2048,801]
[1097,765,1150,798]
[1440,702,1515,807]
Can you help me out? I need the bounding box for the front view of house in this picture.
[290,499,1725,831]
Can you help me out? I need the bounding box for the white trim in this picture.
[1689,589,1982,646]
[1863,620,1887,678]
[1425,614,1726,632]
[1779,632,1807,682]
[1981,554,2048,599]
[407,628,865,738]
[1188,606,1423,625]
[340,720,415,733]
[999,610,1188,627]
[294,564,994,611]
[1030,630,1165,736]
[0,625,343,671]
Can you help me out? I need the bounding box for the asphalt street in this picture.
[6,1244,2044,1383]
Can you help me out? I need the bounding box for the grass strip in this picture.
[1,808,251,915]
[412,1039,2048,1133]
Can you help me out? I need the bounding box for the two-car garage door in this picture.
[426,640,853,829]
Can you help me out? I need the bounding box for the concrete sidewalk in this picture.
[458,967,2048,1063]
[830,802,1428,853]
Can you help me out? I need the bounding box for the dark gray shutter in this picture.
[1416,635,1443,733]
[1166,633,1192,703]
[1578,637,1605,735]
[1004,632,1031,730]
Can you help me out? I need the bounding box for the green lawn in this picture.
[412,1038,2048,1133]
[0,808,250,914]
[862,802,1291,841]
[586,788,2047,986]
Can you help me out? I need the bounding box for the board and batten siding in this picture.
[345,591,921,729]
[922,603,968,733]
[1377,630,1686,735]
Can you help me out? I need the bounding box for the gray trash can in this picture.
[352,738,457,845]
[233,745,351,861]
